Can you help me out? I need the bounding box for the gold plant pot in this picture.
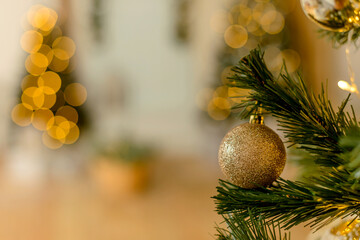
[90,156,150,197]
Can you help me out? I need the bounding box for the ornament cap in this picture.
[249,114,264,124]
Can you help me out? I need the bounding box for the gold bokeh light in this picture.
[252,2,276,22]
[237,6,252,26]
[27,5,43,25]
[11,104,33,127]
[48,55,69,72]
[37,44,54,63]
[56,106,79,124]
[32,108,54,131]
[20,30,43,53]
[224,24,248,48]
[51,90,66,111]
[21,75,38,91]
[260,10,285,34]
[28,5,58,32]
[38,71,61,94]
[207,100,231,121]
[64,122,80,144]
[42,92,57,109]
[42,131,63,149]
[213,86,229,98]
[21,87,44,110]
[25,53,49,76]
[47,116,71,142]
[52,37,76,60]
[64,83,87,106]
[213,97,231,110]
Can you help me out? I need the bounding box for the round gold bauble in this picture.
[320,219,360,240]
[218,123,286,189]
[300,0,353,32]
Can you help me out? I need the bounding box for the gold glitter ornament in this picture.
[218,117,286,189]
[300,0,353,32]
[320,219,360,240]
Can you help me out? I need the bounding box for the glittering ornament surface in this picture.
[218,123,286,189]
[320,219,360,240]
[300,0,353,32]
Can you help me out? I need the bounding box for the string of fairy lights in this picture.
[197,0,300,121]
[338,45,360,97]
[11,5,87,149]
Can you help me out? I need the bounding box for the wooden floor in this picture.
[0,157,310,240]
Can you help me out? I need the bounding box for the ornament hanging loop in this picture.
[249,102,264,124]
[250,114,264,124]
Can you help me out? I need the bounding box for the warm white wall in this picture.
[0,0,34,150]
[71,0,222,156]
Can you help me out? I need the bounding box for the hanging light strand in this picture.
[338,31,359,96]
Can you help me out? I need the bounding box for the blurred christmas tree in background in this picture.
[197,0,300,122]
[11,3,88,149]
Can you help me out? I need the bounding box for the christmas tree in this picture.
[11,3,88,149]
[213,1,360,239]
[201,0,299,122]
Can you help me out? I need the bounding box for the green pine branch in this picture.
[216,210,290,240]
[215,168,360,231]
[228,48,358,167]
[214,129,360,233]
[214,48,360,235]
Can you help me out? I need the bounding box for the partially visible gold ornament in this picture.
[300,0,353,32]
[320,219,360,240]
[351,0,360,24]
[218,116,286,189]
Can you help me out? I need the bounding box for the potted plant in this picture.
[90,139,153,197]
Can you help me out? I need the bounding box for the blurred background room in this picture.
[0,0,358,239]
